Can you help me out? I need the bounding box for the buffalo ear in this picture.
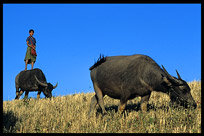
[162,65,183,85]
[162,74,172,87]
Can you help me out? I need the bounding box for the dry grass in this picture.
[3,81,201,133]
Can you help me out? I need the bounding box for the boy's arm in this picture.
[27,41,32,47]
[27,41,35,50]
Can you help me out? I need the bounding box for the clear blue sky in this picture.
[3,4,201,101]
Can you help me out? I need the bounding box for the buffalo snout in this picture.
[170,92,197,109]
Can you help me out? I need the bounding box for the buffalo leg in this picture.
[118,101,127,113]
[88,94,98,118]
[118,95,129,113]
[94,83,107,115]
[37,91,41,99]
[16,90,24,99]
[140,93,151,112]
[15,87,20,99]
[24,91,29,99]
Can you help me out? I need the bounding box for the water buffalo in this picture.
[88,54,197,117]
[15,68,58,99]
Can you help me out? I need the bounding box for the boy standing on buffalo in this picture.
[24,29,37,71]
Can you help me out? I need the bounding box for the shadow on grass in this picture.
[96,103,170,115]
[3,110,18,133]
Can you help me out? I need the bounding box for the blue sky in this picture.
[3,4,201,101]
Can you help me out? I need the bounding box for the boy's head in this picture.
[29,29,34,36]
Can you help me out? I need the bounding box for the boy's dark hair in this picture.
[29,29,34,33]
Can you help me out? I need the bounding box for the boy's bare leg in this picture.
[25,60,28,71]
[31,62,34,70]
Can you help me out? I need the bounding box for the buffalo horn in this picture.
[34,75,48,87]
[53,82,58,89]
[161,65,182,85]
[176,70,182,80]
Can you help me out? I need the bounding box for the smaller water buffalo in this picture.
[15,68,58,99]
[88,54,197,117]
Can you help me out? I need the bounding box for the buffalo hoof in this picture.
[102,111,107,116]
[140,102,148,113]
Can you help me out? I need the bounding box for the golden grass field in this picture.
[3,81,201,133]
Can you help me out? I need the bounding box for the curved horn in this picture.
[176,70,182,80]
[53,82,58,89]
[161,65,182,85]
[34,75,48,87]
[162,65,173,79]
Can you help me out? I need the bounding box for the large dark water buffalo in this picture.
[15,68,58,99]
[88,54,197,117]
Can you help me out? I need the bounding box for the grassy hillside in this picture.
[3,81,201,133]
